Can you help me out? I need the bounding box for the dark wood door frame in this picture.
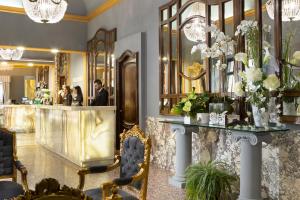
[116,50,139,148]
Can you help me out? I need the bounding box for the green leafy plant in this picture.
[186,161,238,200]
[171,88,210,118]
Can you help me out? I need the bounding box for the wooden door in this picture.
[116,51,139,147]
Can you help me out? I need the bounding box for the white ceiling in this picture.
[0,0,107,15]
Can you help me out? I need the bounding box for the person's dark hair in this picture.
[94,79,102,85]
[65,86,71,94]
[74,86,83,98]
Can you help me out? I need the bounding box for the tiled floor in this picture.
[16,133,186,200]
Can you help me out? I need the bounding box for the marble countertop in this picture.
[0,104,116,111]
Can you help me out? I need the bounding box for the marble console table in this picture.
[161,120,288,200]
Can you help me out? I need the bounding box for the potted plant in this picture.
[186,161,238,200]
[234,20,281,127]
[171,88,210,124]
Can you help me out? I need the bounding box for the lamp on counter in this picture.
[22,0,68,23]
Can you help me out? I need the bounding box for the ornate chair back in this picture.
[119,125,151,200]
[0,128,16,181]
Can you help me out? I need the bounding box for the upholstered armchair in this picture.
[78,125,151,200]
[0,128,29,199]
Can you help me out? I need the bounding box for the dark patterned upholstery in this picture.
[85,188,138,200]
[0,181,24,199]
[120,136,144,190]
[0,129,13,176]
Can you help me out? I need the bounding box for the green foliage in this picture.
[171,88,210,118]
[186,161,238,200]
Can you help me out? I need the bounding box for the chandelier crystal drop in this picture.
[183,2,206,43]
[0,48,24,60]
[22,0,68,23]
[266,0,300,21]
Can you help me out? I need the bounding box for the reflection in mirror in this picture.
[171,4,177,17]
[171,20,178,94]
[180,2,206,94]
[162,9,168,21]
[224,1,234,37]
[162,24,169,94]
[244,0,255,20]
[210,5,219,93]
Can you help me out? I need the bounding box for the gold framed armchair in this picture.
[0,128,29,199]
[78,125,151,200]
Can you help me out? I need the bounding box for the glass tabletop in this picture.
[160,120,289,134]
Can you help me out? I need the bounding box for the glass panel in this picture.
[162,9,168,21]
[181,2,206,23]
[224,1,234,37]
[171,21,178,94]
[262,0,276,74]
[160,98,170,114]
[281,2,300,90]
[171,4,177,17]
[244,0,255,20]
[180,0,188,7]
[210,5,219,28]
[162,24,169,94]
[282,97,300,116]
[226,60,235,93]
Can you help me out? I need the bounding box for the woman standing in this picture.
[72,86,83,106]
[63,86,72,106]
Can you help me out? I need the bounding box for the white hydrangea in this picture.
[235,20,258,36]
[245,67,263,82]
[233,82,245,97]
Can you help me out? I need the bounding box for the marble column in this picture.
[231,131,272,200]
[169,124,198,188]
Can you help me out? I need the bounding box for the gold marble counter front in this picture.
[35,106,116,167]
[1,105,35,133]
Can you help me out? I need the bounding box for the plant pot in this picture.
[184,116,197,124]
[283,101,296,116]
[197,113,209,124]
[252,106,269,127]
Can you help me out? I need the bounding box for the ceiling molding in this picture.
[0,0,122,23]
[0,45,86,54]
[87,0,121,21]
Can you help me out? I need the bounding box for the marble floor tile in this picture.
[15,134,186,200]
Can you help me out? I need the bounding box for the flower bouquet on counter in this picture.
[171,88,210,124]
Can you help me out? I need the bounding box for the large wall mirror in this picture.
[87,28,116,106]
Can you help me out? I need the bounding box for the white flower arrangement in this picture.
[191,24,235,70]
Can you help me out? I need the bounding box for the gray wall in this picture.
[0,12,87,51]
[88,0,169,119]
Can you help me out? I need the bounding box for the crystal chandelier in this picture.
[183,2,206,42]
[266,0,300,21]
[22,0,68,23]
[0,48,24,60]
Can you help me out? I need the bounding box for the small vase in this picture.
[197,113,210,124]
[252,106,269,127]
[184,116,197,124]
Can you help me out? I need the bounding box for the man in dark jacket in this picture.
[91,79,108,106]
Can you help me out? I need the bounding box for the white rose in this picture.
[233,82,245,97]
[263,74,280,91]
[245,67,263,82]
[293,51,300,60]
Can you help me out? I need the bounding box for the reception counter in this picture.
[1,105,116,167]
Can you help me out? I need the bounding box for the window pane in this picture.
[162,9,168,21]
[171,4,177,17]
[162,24,169,94]
[171,20,178,94]
[210,5,219,28]
[224,1,234,37]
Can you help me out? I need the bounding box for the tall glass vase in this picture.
[252,105,269,127]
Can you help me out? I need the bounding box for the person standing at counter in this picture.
[91,79,108,106]
[63,86,72,106]
[72,86,83,106]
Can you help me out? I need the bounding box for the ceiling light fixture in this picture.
[0,48,24,60]
[183,2,206,42]
[51,48,59,54]
[22,0,68,23]
[266,0,300,21]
